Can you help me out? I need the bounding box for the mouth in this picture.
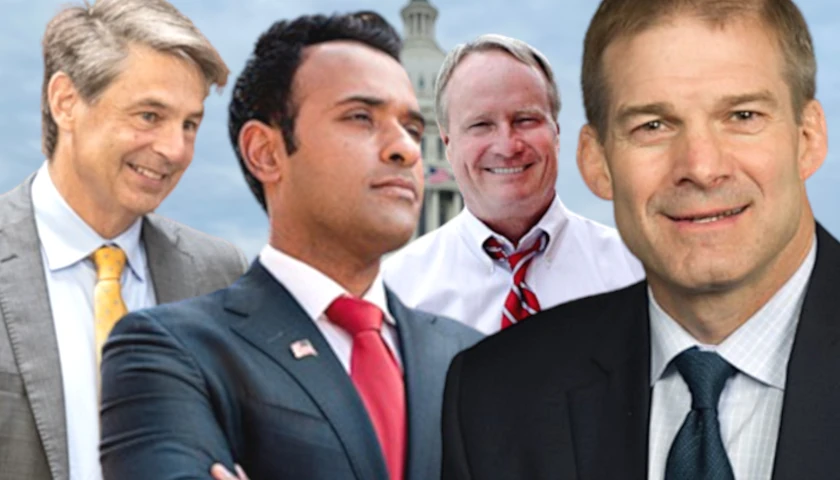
[371,177,418,201]
[667,205,749,224]
[484,164,530,175]
[128,163,167,181]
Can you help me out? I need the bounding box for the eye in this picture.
[183,120,199,132]
[405,123,424,142]
[515,117,540,126]
[732,111,758,121]
[639,120,662,131]
[347,111,373,123]
[469,121,490,130]
[140,112,160,123]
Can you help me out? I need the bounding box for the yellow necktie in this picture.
[92,246,128,367]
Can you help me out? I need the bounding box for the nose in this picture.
[152,122,191,164]
[672,123,734,189]
[491,124,526,158]
[381,123,421,168]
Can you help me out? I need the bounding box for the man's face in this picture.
[442,50,559,225]
[65,44,206,222]
[588,15,825,295]
[276,41,425,257]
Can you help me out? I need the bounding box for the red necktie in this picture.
[326,296,406,480]
[483,232,548,330]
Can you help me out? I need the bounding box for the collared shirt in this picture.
[259,245,402,371]
[382,194,645,334]
[647,238,817,480]
[31,162,156,480]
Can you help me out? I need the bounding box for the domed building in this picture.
[399,0,463,238]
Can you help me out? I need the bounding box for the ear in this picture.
[238,120,285,186]
[577,124,614,200]
[47,72,80,131]
[797,99,827,181]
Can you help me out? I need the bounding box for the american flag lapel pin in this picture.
[290,339,318,359]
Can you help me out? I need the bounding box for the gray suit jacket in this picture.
[99,262,482,480]
[0,174,248,480]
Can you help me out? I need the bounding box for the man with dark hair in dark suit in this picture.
[442,0,840,479]
[99,11,481,480]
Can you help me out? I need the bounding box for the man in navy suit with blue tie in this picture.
[99,11,481,480]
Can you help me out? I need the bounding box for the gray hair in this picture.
[41,0,229,158]
[434,33,561,133]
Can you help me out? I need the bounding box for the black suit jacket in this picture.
[100,262,482,480]
[442,223,840,480]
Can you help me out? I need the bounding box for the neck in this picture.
[477,195,552,247]
[48,150,137,239]
[650,218,815,345]
[269,228,380,298]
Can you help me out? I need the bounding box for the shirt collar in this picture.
[258,244,396,326]
[457,193,569,266]
[649,236,817,390]
[31,162,146,281]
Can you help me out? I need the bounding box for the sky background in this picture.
[2,0,838,260]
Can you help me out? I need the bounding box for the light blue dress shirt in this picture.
[31,163,156,480]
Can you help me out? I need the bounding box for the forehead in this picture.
[293,41,417,109]
[601,15,788,115]
[102,44,208,107]
[446,50,551,118]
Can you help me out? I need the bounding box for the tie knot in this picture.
[483,231,548,268]
[92,245,126,281]
[673,347,736,411]
[326,296,383,336]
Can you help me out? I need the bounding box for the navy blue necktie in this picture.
[665,347,737,480]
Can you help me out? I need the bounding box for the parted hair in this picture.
[41,0,229,159]
[582,0,816,141]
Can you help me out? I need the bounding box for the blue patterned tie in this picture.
[665,347,736,480]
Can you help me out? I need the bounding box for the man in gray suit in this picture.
[99,11,482,480]
[0,1,247,479]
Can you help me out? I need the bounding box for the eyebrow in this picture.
[132,98,204,121]
[615,102,675,127]
[336,95,426,126]
[717,90,778,110]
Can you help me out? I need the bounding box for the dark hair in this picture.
[582,0,816,142]
[228,11,402,210]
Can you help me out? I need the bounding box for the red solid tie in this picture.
[326,296,406,480]
[483,232,548,329]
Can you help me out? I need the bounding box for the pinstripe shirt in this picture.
[647,238,817,480]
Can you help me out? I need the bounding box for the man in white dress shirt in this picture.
[383,34,644,335]
[0,1,247,479]
[441,1,840,479]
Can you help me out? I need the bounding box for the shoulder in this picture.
[0,176,35,226]
[388,289,483,347]
[461,281,645,371]
[144,214,248,273]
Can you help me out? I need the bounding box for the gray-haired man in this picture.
[0,1,246,479]
[384,34,643,335]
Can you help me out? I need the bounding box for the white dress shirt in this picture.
[647,238,817,480]
[258,245,402,371]
[31,163,156,480]
[383,194,645,334]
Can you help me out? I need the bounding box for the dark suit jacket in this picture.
[442,223,840,480]
[100,262,482,480]
[0,174,247,480]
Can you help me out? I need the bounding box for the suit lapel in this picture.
[566,283,651,480]
[388,290,459,480]
[0,177,69,479]
[772,224,840,479]
[142,217,198,304]
[228,264,388,480]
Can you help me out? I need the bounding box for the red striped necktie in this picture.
[326,295,406,479]
[483,232,549,330]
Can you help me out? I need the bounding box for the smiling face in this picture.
[580,14,826,301]
[442,50,559,230]
[51,43,207,235]
[273,41,425,259]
